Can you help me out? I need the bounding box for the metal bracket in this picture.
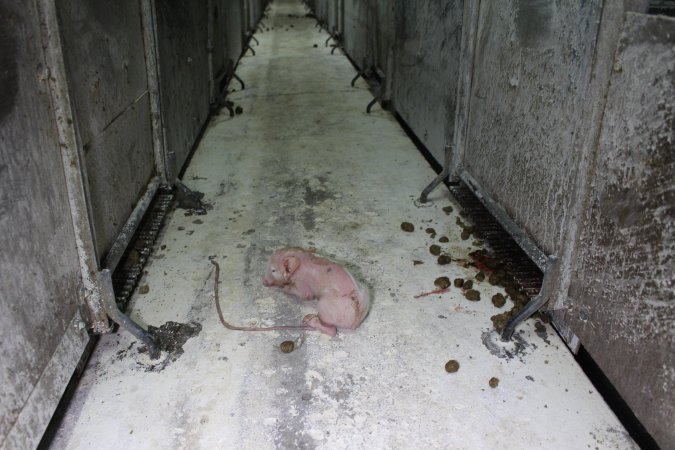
[419,168,449,203]
[244,44,255,56]
[232,73,245,90]
[100,269,159,359]
[366,96,379,113]
[250,35,259,46]
[351,71,363,87]
[419,144,454,203]
[501,256,558,341]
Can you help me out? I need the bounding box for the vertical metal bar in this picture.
[449,0,481,180]
[140,0,170,185]
[36,0,109,333]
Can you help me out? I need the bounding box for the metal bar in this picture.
[502,256,558,341]
[460,170,548,271]
[351,71,363,87]
[37,0,109,332]
[140,0,169,185]
[100,270,159,359]
[102,177,161,272]
[449,0,482,180]
[232,73,245,90]
[420,145,453,202]
[366,96,378,113]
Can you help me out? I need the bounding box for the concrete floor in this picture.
[49,1,636,449]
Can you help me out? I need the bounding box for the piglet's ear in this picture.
[283,256,300,279]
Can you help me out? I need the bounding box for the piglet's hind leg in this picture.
[303,314,337,337]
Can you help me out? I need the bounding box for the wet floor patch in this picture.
[481,329,536,362]
[137,321,202,372]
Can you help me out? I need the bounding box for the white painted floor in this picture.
[49,1,636,449]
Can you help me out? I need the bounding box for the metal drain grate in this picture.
[448,182,543,298]
[112,188,174,310]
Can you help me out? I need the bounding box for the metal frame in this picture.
[459,171,548,271]
[39,0,109,333]
[42,0,165,354]
[140,0,169,186]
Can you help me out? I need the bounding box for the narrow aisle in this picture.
[49,1,634,448]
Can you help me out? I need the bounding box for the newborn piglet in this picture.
[262,247,370,336]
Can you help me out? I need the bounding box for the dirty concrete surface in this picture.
[48,1,636,448]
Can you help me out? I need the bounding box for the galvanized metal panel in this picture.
[566,13,674,449]
[0,0,89,446]
[391,0,463,163]
[463,0,603,256]
[156,0,211,181]
[371,0,393,75]
[314,0,327,23]
[57,0,157,260]
[56,0,150,150]
[326,0,338,33]
[225,0,244,67]
[84,95,155,259]
[342,0,369,67]
[212,0,228,79]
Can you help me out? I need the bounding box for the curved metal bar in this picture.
[225,102,234,117]
[350,72,362,87]
[232,73,245,90]
[245,44,256,56]
[419,145,453,202]
[100,269,160,359]
[501,256,558,341]
[419,169,449,203]
[325,35,333,47]
[366,97,378,113]
[250,35,259,46]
